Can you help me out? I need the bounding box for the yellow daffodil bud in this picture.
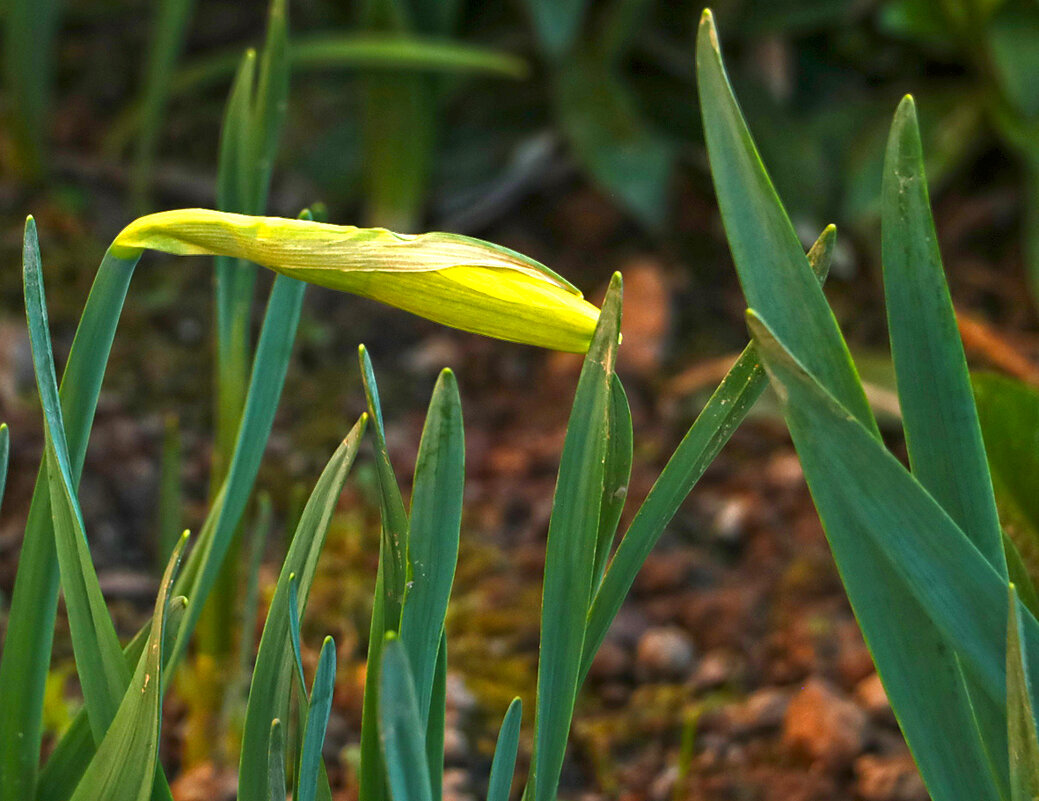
[113,208,600,352]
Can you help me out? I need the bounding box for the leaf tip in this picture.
[698,9,720,50]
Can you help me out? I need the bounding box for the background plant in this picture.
[698,10,1039,800]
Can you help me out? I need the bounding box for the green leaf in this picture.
[359,345,409,621]
[297,637,337,801]
[249,0,290,213]
[592,375,632,589]
[129,0,197,208]
[379,636,433,801]
[487,698,522,801]
[357,345,410,801]
[1005,533,1039,622]
[238,422,365,801]
[68,535,188,801]
[169,273,307,670]
[882,95,1005,573]
[748,308,1024,801]
[524,0,588,58]
[425,633,447,801]
[555,49,673,228]
[581,225,836,681]
[268,720,286,801]
[399,368,464,726]
[531,272,622,801]
[0,243,139,801]
[974,372,1039,582]
[2,0,59,175]
[156,415,182,570]
[1008,586,1039,801]
[36,601,186,801]
[23,219,166,781]
[696,11,876,435]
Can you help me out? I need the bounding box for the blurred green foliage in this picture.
[1,0,1035,252]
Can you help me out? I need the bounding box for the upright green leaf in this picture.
[1007,586,1039,801]
[696,11,876,435]
[882,95,1005,573]
[592,375,632,588]
[399,368,464,725]
[487,698,522,801]
[130,0,197,208]
[68,535,188,801]
[581,225,835,680]
[268,720,287,801]
[359,345,409,619]
[297,637,337,801]
[0,243,139,801]
[748,308,1020,801]
[425,633,447,801]
[23,219,174,801]
[555,50,674,228]
[238,422,365,801]
[379,636,434,801]
[170,273,307,671]
[156,414,182,568]
[531,273,622,801]
[524,0,587,58]
[358,345,410,801]
[2,0,59,175]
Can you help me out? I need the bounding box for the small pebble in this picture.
[855,672,894,723]
[635,626,695,681]
[782,678,867,768]
[854,753,928,801]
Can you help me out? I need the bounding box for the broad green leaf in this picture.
[882,95,1004,572]
[1008,586,1039,801]
[238,422,365,801]
[592,375,632,589]
[268,720,286,801]
[748,308,1028,801]
[379,636,434,801]
[581,225,836,681]
[297,637,336,801]
[974,372,1039,580]
[0,244,139,801]
[487,698,522,801]
[524,0,587,58]
[696,11,876,434]
[113,209,600,353]
[357,345,410,801]
[68,535,187,801]
[987,2,1039,120]
[555,49,674,228]
[531,273,622,801]
[399,368,464,725]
